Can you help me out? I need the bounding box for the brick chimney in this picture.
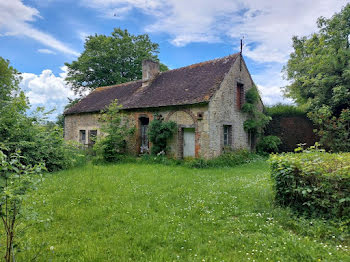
[142,59,159,87]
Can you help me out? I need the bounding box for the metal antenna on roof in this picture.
[240,38,243,54]
[240,37,244,71]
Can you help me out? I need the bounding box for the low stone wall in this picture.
[265,116,318,152]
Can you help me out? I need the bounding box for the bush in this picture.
[186,149,263,168]
[257,135,282,155]
[265,104,306,118]
[148,119,177,155]
[93,100,135,162]
[308,106,350,152]
[269,145,350,219]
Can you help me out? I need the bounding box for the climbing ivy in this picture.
[242,85,271,143]
[148,117,177,155]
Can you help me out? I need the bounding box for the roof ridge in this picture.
[160,52,240,74]
[95,79,142,91]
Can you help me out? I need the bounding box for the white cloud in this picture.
[81,0,348,62]
[20,67,78,119]
[0,0,79,56]
[81,0,349,105]
[38,48,56,55]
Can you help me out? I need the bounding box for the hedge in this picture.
[269,147,350,219]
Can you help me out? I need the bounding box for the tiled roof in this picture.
[64,53,239,115]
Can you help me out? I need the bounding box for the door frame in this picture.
[177,124,197,159]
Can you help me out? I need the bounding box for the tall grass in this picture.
[9,161,350,261]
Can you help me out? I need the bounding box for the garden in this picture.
[6,160,350,261]
[1,4,350,261]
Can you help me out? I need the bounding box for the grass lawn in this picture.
[11,161,349,261]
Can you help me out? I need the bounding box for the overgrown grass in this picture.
[10,161,350,261]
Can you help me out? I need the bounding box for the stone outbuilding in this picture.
[64,53,263,159]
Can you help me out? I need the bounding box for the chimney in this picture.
[142,60,159,87]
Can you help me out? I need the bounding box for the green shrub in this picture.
[93,100,135,162]
[265,104,306,118]
[148,118,177,155]
[257,135,282,155]
[308,106,350,152]
[186,149,262,168]
[269,145,350,219]
[0,148,45,261]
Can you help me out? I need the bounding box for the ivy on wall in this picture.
[148,117,177,155]
[242,85,271,137]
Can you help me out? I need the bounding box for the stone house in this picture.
[64,52,263,159]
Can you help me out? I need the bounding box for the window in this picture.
[236,83,244,110]
[139,117,149,153]
[223,125,232,147]
[79,130,86,144]
[88,130,97,145]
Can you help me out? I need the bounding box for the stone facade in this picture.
[207,56,263,158]
[64,55,262,159]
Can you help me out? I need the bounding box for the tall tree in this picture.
[283,4,350,151]
[283,4,350,114]
[65,28,168,95]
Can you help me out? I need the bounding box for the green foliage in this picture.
[283,4,350,150]
[265,104,306,118]
[269,144,350,220]
[256,136,282,155]
[93,99,135,162]
[308,106,350,151]
[0,57,22,107]
[186,149,262,168]
[148,118,177,155]
[0,149,45,261]
[65,28,168,95]
[245,85,260,104]
[242,85,271,135]
[0,57,85,172]
[13,161,350,260]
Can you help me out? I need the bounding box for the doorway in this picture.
[139,117,149,153]
[183,128,195,157]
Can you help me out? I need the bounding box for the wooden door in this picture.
[183,128,195,157]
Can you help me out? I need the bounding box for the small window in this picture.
[79,130,86,143]
[236,83,244,110]
[88,130,97,145]
[223,125,232,147]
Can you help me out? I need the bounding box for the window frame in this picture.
[236,83,244,110]
[223,125,232,147]
[79,130,86,144]
[88,130,97,145]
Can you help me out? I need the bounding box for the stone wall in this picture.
[208,56,262,157]
[64,113,101,146]
[64,104,209,158]
[64,56,261,159]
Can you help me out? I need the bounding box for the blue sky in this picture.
[0,0,348,119]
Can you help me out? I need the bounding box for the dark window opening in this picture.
[223,125,232,147]
[79,130,86,144]
[139,117,149,153]
[236,83,244,110]
[88,130,97,146]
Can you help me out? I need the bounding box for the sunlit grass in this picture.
[13,161,350,261]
